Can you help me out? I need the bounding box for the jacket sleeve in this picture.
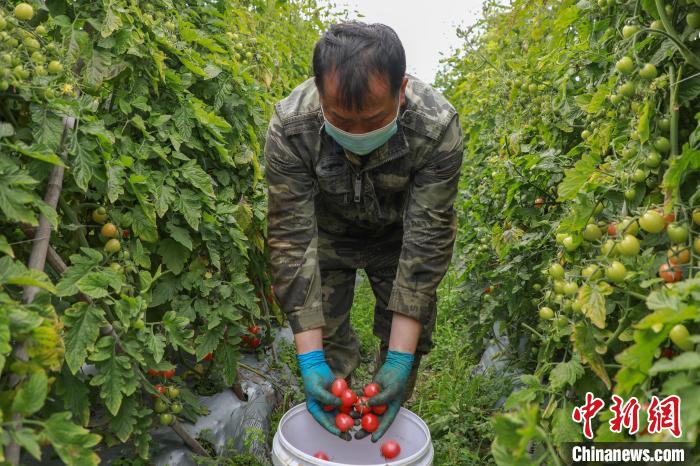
[264,108,325,334]
[387,111,464,325]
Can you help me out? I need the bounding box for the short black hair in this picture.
[313,21,406,111]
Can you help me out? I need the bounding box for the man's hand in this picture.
[366,349,414,442]
[296,350,349,440]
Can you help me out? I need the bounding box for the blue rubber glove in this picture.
[297,350,346,438]
[366,350,414,442]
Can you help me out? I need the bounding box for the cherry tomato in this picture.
[171,402,183,414]
[661,347,674,359]
[340,389,358,408]
[381,440,401,459]
[361,413,379,432]
[250,337,261,348]
[167,387,180,399]
[122,229,130,238]
[241,335,250,344]
[354,396,371,415]
[248,325,260,335]
[154,399,167,413]
[159,413,173,426]
[335,413,354,432]
[162,368,175,379]
[607,222,617,236]
[147,369,160,376]
[203,352,213,361]
[331,378,348,398]
[372,404,387,415]
[339,404,352,414]
[314,451,329,460]
[363,383,380,398]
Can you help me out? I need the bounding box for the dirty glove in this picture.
[297,350,347,439]
[366,349,414,442]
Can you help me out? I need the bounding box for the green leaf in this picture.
[12,371,48,415]
[662,145,700,205]
[110,396,138,442]
[106,165,126,203]
[75,268,123,298]
[131,205,158,243]
[162,311,195,353]
[219,337,240,385]
[167,223,193,250]
[5,142,67,167]
[649,352,700,375]
[13,428,41,460]
[177,189,202,230]
[557,153,600,201]
[195,324,225,362]
[63,303,105,374]
[44,412,101,466]
[637,100,651,143]
[90,339,139,415]
[180,160,215,197]
[71,142,98,192]
[56,250,102,297]
[61,368,91,426]
[551,403,581,446]
[101,5,123,38]
[577,282,609,329]
[549,356,584,391]
[0,234,13,258]
[145,327,166,363]
[572,323,611,389]
[157,239,190,275]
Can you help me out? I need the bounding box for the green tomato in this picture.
[594,202,604,215]
[618,217,639,236]
[14,3,34,21]
[639,210,665,233]
[654,136,671,153]
[553,279,566,295]
[539,307,554,320]
[667,223,689,243]
[644,151,662,168]
[619,81,635,97]
[563,236,579,252]
[631,169,647,183]
[606,261,627,283]
[650,20,665,30]
[688,12,700,28]
[154,399,168,413]
[549,263,565,280]
[669,324,693,351]
[532,283,542,291]
[615,56,635,74]
[610,93,623,105]
[583,224,602,242]
[622,24,639,39]
[624,187,637,201]
[582,264,601,279]
[601,239,618,256]
[563,282,579,296]
[658,118,671,132]
[639,63,658,80]
[617,234,640,256]
[47,60,63,74]
[159,413,173,426]
[133,319,145,330]
[171,402,183,414]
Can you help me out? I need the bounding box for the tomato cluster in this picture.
[151,384,182,426]
[240,325,263,349]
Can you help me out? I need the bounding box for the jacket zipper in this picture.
[354,172,362,203]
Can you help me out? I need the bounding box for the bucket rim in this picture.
[274,402,432,466]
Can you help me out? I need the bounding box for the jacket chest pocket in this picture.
[371,162,412,194]
[315,156,353,205]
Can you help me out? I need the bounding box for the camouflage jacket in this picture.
[264,74,464,334]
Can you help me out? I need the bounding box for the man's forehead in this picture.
[322,69,391,108]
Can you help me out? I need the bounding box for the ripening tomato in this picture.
[363,383,380,398]
[147,369,160,376]
[314,451,329,460]
[248,325,260,335]
[607,222,617,236]
[162,368,175,379]
[658,263,682,283]
[667,246,690,265]
[153,384,167,396]
[335,413,354,432]
[203,352,213,361]
[381,440,401,459]
[361,413,379,432]
[122,229,130,238]
[331,378,349,397]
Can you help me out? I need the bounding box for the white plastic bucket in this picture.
[272,403,433,466]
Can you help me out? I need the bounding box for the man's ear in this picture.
[399,76,408,106]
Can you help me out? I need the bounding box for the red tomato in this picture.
[147,369,160,376]
[314,451,329,460]
[372,404,387,415]
[659,263,682,283]
[339,404,352,414]
[250,337,261,348]
[354,396,371,415]
[323,405,335,412]
[361,413,379,432]
[162,368,175,379]
[381,440,401,459]
[248,325,260,335]
[241,335,250,343]
[122,229,129,238]
[331,378,348,398]
[484,286,492,294]
[661,347,674,359]
[340,389,358,408]
[203,352,213,361]
[335,413,354,432]
[363,383,380,398]
[607,223,617,236]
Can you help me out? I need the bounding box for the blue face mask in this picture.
[321,100,400,156]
